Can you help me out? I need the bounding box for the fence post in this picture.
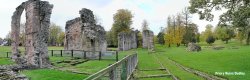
[121,60,128,80]
[60,50,63,57]
[6,52,9,58]
[109,68,115,80]
[84,51,86,59]
[71,50,73,58]
[116,51,118,61]
[51,50,53,57]
[99,51,101,61]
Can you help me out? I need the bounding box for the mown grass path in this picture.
[131,48,203,80]
[152,53,178,80]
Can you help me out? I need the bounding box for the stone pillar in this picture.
[11,3,25,60]
[37,1,53,67]
[11,0,53,68]
[142,30,154,50]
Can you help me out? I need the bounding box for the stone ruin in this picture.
[64,8,107,57]
[0,65,28,80]
[187,42,201,52]
[11,0,53,68]
[142,30,154,50]
[212,46,225,50]
[118,30,139,51]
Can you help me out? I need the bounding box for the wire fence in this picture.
[0,50,119,61]
[85,53,138,80]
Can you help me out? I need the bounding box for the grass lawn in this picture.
[0,58,14,65]
[0,46,120,80]
[119,39,249,80]
[74,60,114,73]
[1,39,249,80]
[22,69,87,80]
[157,40,250,80]
[133,48,203,80]
[0,46,65,65]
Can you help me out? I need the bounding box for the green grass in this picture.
[134,48,203,80]
[22,69,87,80]
[157,40,250,80]
[119,39,249,80]
[0,58,14,65]
[0,46,65,65]
[0,46,25,52]
[138,77,172,80]
[74,60,114,73]
[155,53,203,80]
[2,39,249,80]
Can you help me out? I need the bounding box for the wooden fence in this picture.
[49,50,118,61]
[85,53,138,80]
[2,50,119,61]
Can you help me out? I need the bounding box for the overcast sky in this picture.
[0,0,224,38]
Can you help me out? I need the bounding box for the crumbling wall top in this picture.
[79,8,95,24]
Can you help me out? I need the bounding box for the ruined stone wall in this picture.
[64,8,107,53]
[118,30,139,51]
[11,0,53,68]
[142,30,154,50]
[64,18,82,50]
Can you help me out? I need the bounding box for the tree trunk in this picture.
[246,32,250,45]
[225,40,228,44]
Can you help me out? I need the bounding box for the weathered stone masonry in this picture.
[142,30,154,50]
[11,0,53,68]
[64,8,107,54]
[118,30,139,51]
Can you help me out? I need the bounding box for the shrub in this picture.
[206,36,215,44]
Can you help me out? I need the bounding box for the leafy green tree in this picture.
[204,24,214,40]
[157,32,165,45]
[189,0,250,45]
[232,7,250,45]
[206,36,215,45]
[106,31,115,47]
[49,23,62,46]
[183,23,199,45]
[137,32,143,47]
[0,37,3,45]
[201,24,214,43]
[19,23,25,46]
[56,32,65,46]
[236,28,246,44]
[196,33,200,43]
[182,7,194,45]
[110,9,133,47]
[214,25,235,44]
[4,31,12,46]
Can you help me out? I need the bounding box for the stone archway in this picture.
[11,0,53,68]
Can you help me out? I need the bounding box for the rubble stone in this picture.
[187,42,201,52]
